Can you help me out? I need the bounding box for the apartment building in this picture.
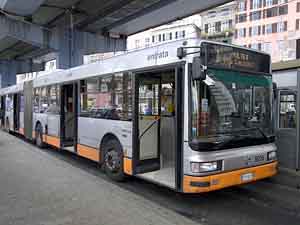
[234,0,300,62]
[200,2,237,43]
[127,15,201,50]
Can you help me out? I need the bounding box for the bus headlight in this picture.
[267,151,277,161]
[190,161,221,173]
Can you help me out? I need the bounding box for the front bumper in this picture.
[183,161,278,193]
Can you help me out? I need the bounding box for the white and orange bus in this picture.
[0,38,277,193]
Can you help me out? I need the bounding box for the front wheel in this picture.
[103,139,125,181]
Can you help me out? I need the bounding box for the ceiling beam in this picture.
[75,0,136,30]
[44,0,86,27]
[0,41,22,58]
[101,0,177,34]
[106,0,231,35]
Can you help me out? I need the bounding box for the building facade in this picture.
[234,0,300,62]
[200,2,237,43]
[127,15,201,50]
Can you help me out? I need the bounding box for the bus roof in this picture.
[0,38,270,94]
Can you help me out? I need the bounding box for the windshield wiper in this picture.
[238,127,267,139]
[217,127,267,139]
[214,135,249,149]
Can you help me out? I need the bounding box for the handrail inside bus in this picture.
[139,117,160,140]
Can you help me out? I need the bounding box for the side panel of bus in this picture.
[78,118,132,162]
[77,73,133,163]
[23,81,33,139]
[32,86,61,148]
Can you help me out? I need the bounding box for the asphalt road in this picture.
[0,130,300,225]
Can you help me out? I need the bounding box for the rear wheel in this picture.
[103,138,125,181]
[36,124,45,148]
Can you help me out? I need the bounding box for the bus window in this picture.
[20,94,24,113]
[139,83,159,116]
[279,92,296,128]
[191,69,272,141]
[47,85,60,114]
[33,88,40,113]
[79,73,132,121]
[80,76,110,118]
[39,87,49,113]
[161,83,175,117]
[6,95,13,112]
[113,73,132,121]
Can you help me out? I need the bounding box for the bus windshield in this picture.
[190,68,274,151]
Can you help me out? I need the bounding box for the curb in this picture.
[267,167,300,190]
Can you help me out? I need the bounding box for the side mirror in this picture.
[192,57,206,80]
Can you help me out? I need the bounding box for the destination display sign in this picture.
[203,43,270,74]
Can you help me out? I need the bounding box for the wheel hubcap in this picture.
[105,149,121,172]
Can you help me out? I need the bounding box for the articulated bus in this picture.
[0,38,278,193]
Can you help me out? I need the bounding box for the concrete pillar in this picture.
[51,27,127,69]
[0,60,17,88]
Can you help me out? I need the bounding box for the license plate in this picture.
[241,173,254,182]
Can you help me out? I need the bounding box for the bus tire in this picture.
[36,124,45,148]
[103,138,125,182]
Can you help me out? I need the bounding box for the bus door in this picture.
[60,83,78,151]
[23,81,33,139]
[13,93,20,131]
[132,74,161,174]
[0,95,5,128]
[276,89,298,169]
[5,94,13,131]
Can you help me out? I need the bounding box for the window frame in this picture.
[278,91,297,129]
[39,87,49,114]
[46,85,60,115]
[250,10,262,21]
[297,2,300,12]
[239,0,247,12]
[33,88,40,113]
[79,73,132,121]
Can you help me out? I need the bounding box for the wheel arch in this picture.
[99,132,123,164]
[35,121,42,130]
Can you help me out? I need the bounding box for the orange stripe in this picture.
[77,144,99,162]
[183,161,278,193]
[43,135,60,148]
[124,157,132,175]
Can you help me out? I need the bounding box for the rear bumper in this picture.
[183,161,278,193]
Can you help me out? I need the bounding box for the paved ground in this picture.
[1,130,300,225]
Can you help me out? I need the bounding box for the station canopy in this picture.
[0,0,230,60]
